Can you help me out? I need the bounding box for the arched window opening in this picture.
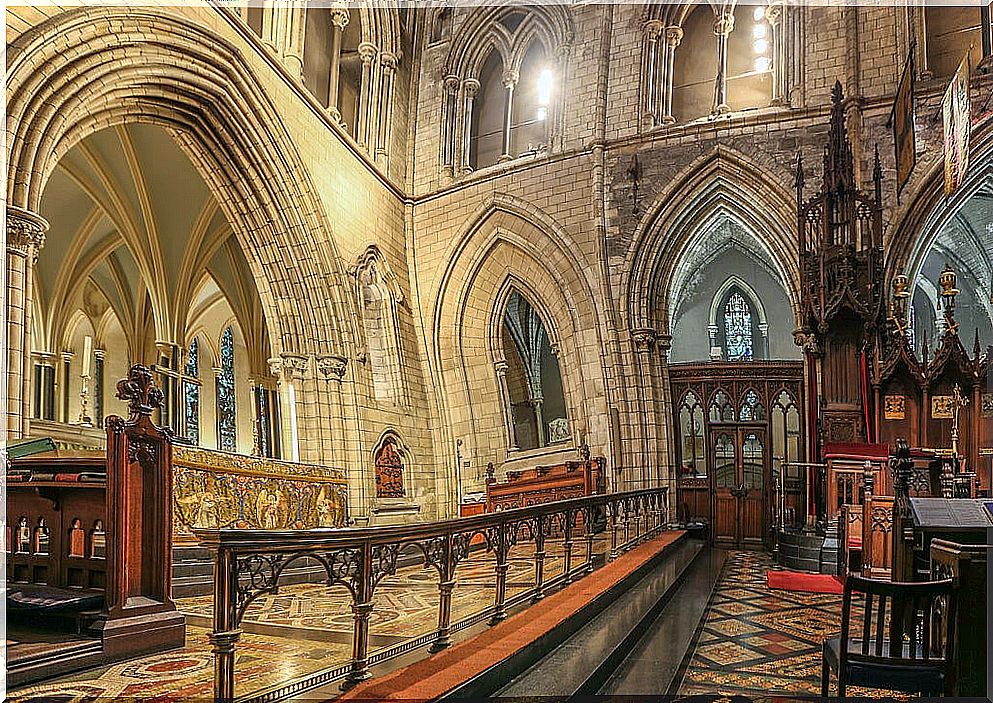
[217,326,237,452]
[185,338,201,446]
[771,390,801,501]
[714,432,736,489]
[739,389,765,421]
[471,49,506,170]
[374,436,406,498]
[509,41,550,157]
[432,6,453,43]
[679,391,707,476]
[723,290,755,361]
[499,291,567,451]
[726,4,772,112]
[671,5,715,122]
[337,15,363,137]
[303,8,335,108]
[924,6,986,78]
[742,432,764,489]
[709,390,735,423]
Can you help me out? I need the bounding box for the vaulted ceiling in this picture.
[35,123,268,367]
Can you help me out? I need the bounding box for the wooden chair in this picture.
[821,575,957,697]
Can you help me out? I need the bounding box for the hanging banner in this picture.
[890,46,916,195]
[942,53,971,196]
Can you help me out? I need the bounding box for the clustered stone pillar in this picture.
[327,7,350,122]
[6,206,48,440]
[641,20,664,127]
[356,42,379,150]
[641,21,682,127]
[712,10,734,116]
[441,75,461,175]
[661,26,683,124]
[459,78,480,175]
[375,52,399,165]
[263,4,305,79]
[495,360,517,450]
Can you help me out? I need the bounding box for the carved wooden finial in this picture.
[116,364,164,418]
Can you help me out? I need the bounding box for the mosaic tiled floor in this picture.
[6,537,593,702]
[676,551,902,700]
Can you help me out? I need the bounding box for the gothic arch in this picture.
[709,276,769,329]
[623,146,801,336]
[6,8,357,362]
[430,196,606,480]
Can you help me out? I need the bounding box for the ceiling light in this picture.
[536,106,548,121]
[753,24,766,39]
[753,39,768,54]
[753,6,765,21]
[755,56,771,73]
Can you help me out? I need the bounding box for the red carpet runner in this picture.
[337,531,685,701]
[766,569,844,595]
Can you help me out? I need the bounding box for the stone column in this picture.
[661,26,683,124]
[632,328,658,490]
[459,78,481,175]
[531,396,545,447]
[499,70,518,162]
[327,7,350,121]
[495,360,517,450]
[641,20,664,128]
[708,324,721,360]
[766,2,788,106]
[656,334,675,489]
[375,51,399,166]
[6,207,48,439]
[711,11,734,116]
[279,354,310,462]
[268,357,294,461]
[279,3,306,80]
[357,42,379,150]
[441,74,461,176]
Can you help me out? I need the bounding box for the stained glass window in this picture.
[724,291,754,361]
[217,327,237,452]
[739,389,766,421]
[185,339,200,446]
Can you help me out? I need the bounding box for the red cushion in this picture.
[847,537,862,549]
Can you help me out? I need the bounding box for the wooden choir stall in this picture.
[6,365,185,685]
[484,453,606,512]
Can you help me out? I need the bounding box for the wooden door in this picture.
[709,425,767,548]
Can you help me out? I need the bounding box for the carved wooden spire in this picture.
[822,81,855,194]
[116,364,164,419]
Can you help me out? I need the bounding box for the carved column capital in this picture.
[443,74,461,94]
[280,353,310,381]
[656,334,673,361]
[330,7,350,29]
[501,70,519,89]
[316,354,348,380]
[643,19,664,41]
[494,359,509,376]
[664,26,684,47]
[462,77,481,97]
[631,328,657,353]
[6,206,49,259]
[713,12,735,36]
[380,51,399,72]
[358,41,378,64]
[764,3,784,26]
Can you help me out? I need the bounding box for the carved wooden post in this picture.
[98,365,185,659]
[563,508,575,583]
[490,523,510,625]
[344,542,374,688]
[209,547,241,703]
[533,515,547,601]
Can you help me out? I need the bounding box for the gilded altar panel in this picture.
[172,447,348,535]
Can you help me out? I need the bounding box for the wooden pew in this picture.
[485,456,605,512]
[6,365,185,685]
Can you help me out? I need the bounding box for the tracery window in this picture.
[185,338,200,446]
[724,291,754,361]
[217,327,237,452]
[709,390,735,423]
[679,391,707,476]
[739,389,765,421]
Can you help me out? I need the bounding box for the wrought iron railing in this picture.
[195,486,669,702]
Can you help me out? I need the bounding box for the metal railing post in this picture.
[343,542,374,689]
[209,547,241,703]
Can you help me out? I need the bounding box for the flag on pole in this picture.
[890,45,916,196]
[942,52,971,196]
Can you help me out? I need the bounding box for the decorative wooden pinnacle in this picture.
[116,364,164,418]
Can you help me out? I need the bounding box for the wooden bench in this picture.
[7,455,107,633]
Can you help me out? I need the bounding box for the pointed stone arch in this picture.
[623,146,801,337]
[6,8,356,363]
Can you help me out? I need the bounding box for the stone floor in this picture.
[676,550,904,699]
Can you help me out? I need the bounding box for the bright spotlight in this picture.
[753,39,768,54]
[537,69,554,105]
[755,56,771,73]
[753,24,767,39]
[753,6,765,21]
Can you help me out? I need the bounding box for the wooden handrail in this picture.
[195,486,669,702]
